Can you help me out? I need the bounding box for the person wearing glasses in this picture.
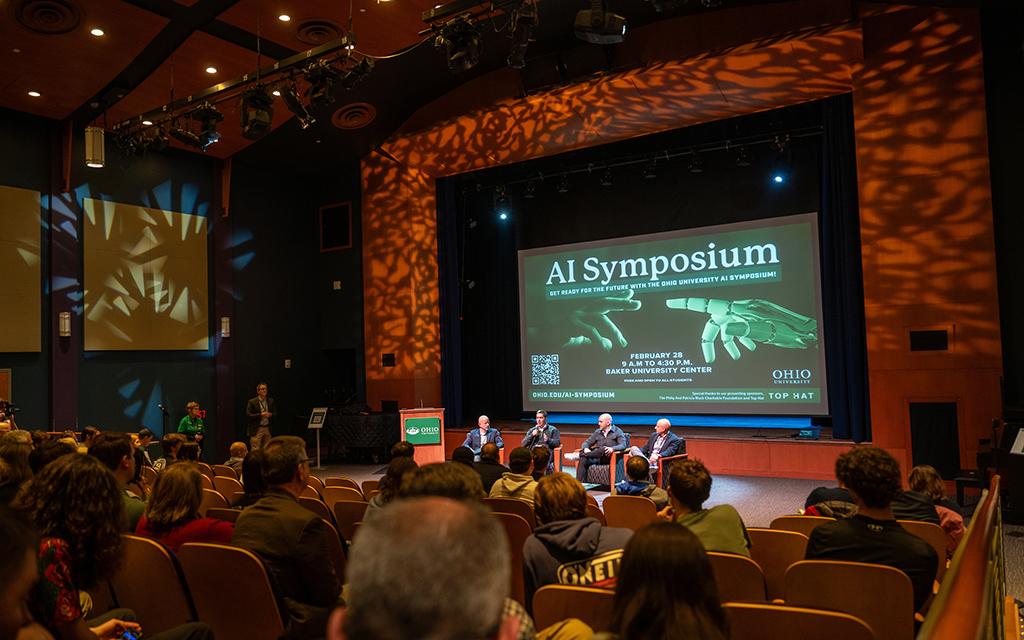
[232,436,343,639]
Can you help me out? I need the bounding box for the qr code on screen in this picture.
[531,354,560,385]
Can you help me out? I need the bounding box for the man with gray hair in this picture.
[338,497,521,640]
[233,435,342,639]
[569,413,627,483]
[628,418,684,476]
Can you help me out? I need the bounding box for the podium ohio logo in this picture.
[406,426,420,435]
[407,425,440,436]
[772,369,812,385]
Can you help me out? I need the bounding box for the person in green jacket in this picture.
[658,458,751,557]
[177,400,205,444]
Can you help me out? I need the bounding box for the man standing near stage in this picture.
[571,413,627,483]
[246,382,276,450]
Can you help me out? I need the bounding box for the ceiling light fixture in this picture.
[600,167,614,186]
[642,158,657,179]
[305,61,341,107]
[734,144,751,167]
[281,83,316,129]
[84,126,105,168]
[278,14,291,22]
[435,17,481,73]
[688,151,704,175]
[240,84,274,140]
[507,0,538,69]
[341,57,375,90]
[194,102,224,150]
[142,120,153,126]
[90,28,105,36]
[557,174,570,194]
[205,66,218,74]
[27,91,41,97]
[575,0,627,45]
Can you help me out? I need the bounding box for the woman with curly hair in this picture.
[595,521,729,640]
[135,463,233,552]
[15,453,212,640]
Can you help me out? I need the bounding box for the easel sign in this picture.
[307,407,328,469]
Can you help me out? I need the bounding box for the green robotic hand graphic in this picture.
[665,297,818,363]
[562,289,643,351]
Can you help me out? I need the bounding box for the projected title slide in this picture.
[518,213,829,415]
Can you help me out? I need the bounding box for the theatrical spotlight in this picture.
[240,84,274,141]
[688,151,704,175]
[148,128,169,152]
[495,186,511,221]
[642,158,657,179]
[600,167,614,186]
[435,17,482,72]
[305,61,341,108]
[575,0,627,45]
[194,103,223,151]
[507,0,538,69]
[734,145,751,167]
[523,180,537,198]
[170,123,202,149]
[557,174,570,193]
[341,57,375,90]
[281,84,316,129]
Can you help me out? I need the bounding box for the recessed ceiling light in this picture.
[278,14,291,22]
[205,66,217,74]
[142,120,153,126]
[12,48,21,53]
[272,90,281,96]
[27,91,41,97]
[90,28,105,36]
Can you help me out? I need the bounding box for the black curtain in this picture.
[820,94,871,442]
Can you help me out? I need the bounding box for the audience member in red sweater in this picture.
[135,463,233,552]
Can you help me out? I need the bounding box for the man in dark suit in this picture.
[628,418,684,473]
[232,436,342,639]
[245,382,275,450]
[461,414,503,460]
[570,413,627,482]
[475,442,509,493]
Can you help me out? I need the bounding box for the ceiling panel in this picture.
[217,0,439,57]
[0,0,168,120]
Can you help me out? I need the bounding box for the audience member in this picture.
[177,442,200,463]
[805,447,939,611]
[1,430,32,446]
[451,445,476,467]
[891,487,941,525]
[476,442,509,493]
[135,463,233,552]
[462,415,504,460]
[569,413,627,483]
[364,456,418,522]
[127,447,148,499]
[232,436,342,639]
[627,419,685,475]
[660,459,750,557]
[136,428,155,467]
[803,485,857,518]
[594,522,728,640]
[339,497,522,640]
[524,472,633,612]
[15,453,212,640]
[0,508,51,640]
[489,447,538,503]
[153,433,186,472]
[30,430,49,449]
[400,461,484,502]
[28,440,76,475]
[231,449,267,509]
[80,426,100,450]
[615,456,669,509]
[531,446,551,481]
[177,401,205,444]
[390,441,415,459]
[224,442,248,473]
[88,432,146,531]
[0,442,32,506]
[521,409,560,472]
[909,464,965,555]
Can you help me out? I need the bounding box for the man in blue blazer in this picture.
[461,415,504,460]
[628,418,684,472]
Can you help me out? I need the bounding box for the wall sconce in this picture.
[58,312,71,337]
[85,126,105,168]
[220,316,231,338]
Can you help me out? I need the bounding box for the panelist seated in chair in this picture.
[462,415,504,461]
[566,413,627,482]
[614,456,670,510]
[627,419,684,472]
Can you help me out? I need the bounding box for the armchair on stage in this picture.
[568,433,630,491]
[625,449,689,490]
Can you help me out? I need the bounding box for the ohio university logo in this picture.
[772,369,812,385]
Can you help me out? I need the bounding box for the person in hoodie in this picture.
[489,447,538,503]
[614,456,669,509]
[523,472,633,613]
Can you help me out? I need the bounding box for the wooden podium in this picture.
[400,407,446,465]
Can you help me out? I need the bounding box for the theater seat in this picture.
[770,514,832,538]
[708,552,767,603]
[532,585,614,632]
[491,512,531,605]
[602,495,658,531]
[724,602,875,640]
[110,535,195,633]
[746,527,809,601]
[484,497,536,529]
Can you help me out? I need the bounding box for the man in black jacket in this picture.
[474,442,509,493]
[570,413,627,482]
[245,382,276,450]
[233,436,342,639]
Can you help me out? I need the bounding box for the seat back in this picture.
[746,527,809,601]
[322,486,365,508]
[492,512,531,605]
[784,560,915,640]
[199,488,229,516]
[320,519,347,584]
[361,479,380,497]
[897,520,947,582]
[602,495,658,531]
[708,552,767,603]
[324,476,361,492]
[770,515,833,538]
[724,603,876,640]
[307,474,326,492]
[213,475,244,496]
[586,503,607,526]
[206,507,241,523]
[197,462,215,479]
[483,497,536,529]
[298,496,337,526]
[532,585,615,632]
[140,465,158,486]
[200,474,214,490]
[586,494,599,507]
[333,500,369,542]
[178,543,285,640]
[211,464,238,479]
[301,484,322,499]
[654,452,688,488]
[110,535,195,633]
